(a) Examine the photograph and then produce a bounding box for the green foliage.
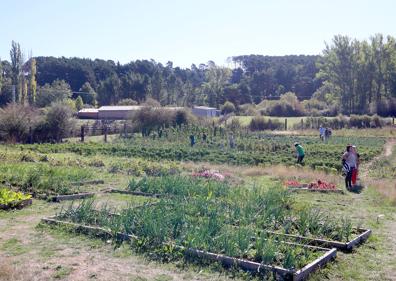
[249,116,283,131]
[34,103,76,142]
[0,187,31,206]
[0,163,93,197]
[0,104,37,143]
[75,96,83,111]
[221,101,236,114]
[36,79,72,107]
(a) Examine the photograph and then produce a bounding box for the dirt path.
[360,138,396,178]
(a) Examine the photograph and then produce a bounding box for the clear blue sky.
[1,0,395,68]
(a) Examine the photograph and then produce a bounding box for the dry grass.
[242,164,342,184]
[369,179,396,205]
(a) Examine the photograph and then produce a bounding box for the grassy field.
[0,129,395,281]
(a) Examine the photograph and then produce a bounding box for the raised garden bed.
[51,192,95,202]
[71,180,105,186]
[264,228,371,252]
[41,216,337,281]
[105,188,162,198]
[0,198,32,210]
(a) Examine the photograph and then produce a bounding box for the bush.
[34,103,76,142]
[238,104,257,116]
[249,116,282,131]
[0,104,38,143]
[221,101,236,114]
[132,107,194,136]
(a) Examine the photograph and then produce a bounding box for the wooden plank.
[345,228,372,251]
[106,189,162,198]
[51,192,95,202]
[293,248,337,281]
[265,228,371,252]
[71,180,105,186]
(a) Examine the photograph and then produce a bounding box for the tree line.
[0,34,395,116]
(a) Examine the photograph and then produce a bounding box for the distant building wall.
[192,106,218,117]
[77,109,99,119]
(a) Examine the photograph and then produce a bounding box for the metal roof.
[193,106,217,110]
[98,106,143,111]
[78,108,99,113]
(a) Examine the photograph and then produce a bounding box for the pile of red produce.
[285,179,337,190]
[308,180,336,190]
[284,180,303,187]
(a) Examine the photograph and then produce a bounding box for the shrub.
[0,104,38,143]
[249,116,282,131]
[221,101,236,114]
[132,107,194,136]
[34,103,76,142]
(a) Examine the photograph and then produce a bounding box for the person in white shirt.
[342,145,357,189]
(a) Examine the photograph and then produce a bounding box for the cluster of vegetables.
[0,187,31,206]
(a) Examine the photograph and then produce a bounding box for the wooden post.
[301,118,304,130]
[284,119,287,131]
[104,125,108,143]
[393,117,395,125]
[123,123,127,137]
[80,126,85,142]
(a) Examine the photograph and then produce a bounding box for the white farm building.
[191,106,220,118]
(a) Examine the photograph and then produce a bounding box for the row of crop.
[16,134,384,171]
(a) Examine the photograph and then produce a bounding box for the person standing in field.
[342,144,357,189]
[319,125,325,141]
[294,142,305,164]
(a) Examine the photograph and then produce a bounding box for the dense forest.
[1,34,396,116]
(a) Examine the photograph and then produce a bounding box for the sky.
[1,0,395,68]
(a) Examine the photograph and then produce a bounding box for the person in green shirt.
[294,142,305,164]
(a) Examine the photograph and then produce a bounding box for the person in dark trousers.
[189,134,195,147]
[342,144,357,189]
[294,142,305,164]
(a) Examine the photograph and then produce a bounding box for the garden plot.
[41,175,372,280]
[108,175,371,251]
[42,203,337,281]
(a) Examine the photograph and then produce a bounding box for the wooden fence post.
[301,118,304,130]
[81,126,85,142]
[284,118,287,131]
[104,125,108,143]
